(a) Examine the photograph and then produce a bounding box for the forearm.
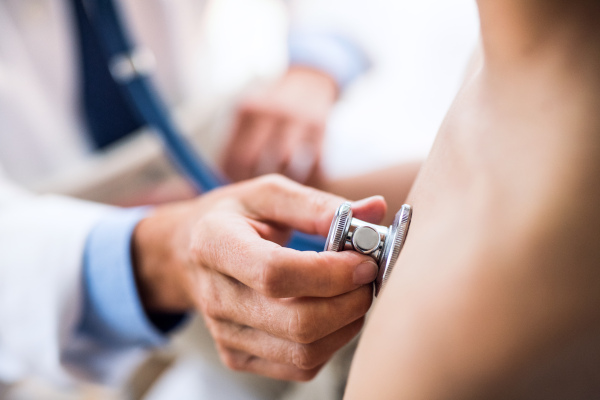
[319,162,421,226]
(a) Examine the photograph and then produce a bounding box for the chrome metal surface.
[325,202,413,297]
[324,202,352,252]
[374,204,412,297]
[352,226,380,255]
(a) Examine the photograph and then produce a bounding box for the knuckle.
[216,346,236,369]
[294,366,322,382]
[205,319,229,347]
[187,226,209,267]
[188,213,228,265]
[287,308,318,344]
[218,348,250,372]
[315,191,335,210]
[200,299,218,319]
[203,316,219,334]
[291,343,320,370]
[308,190,336,215]
[257,263,283,297]
[256,173,288,191]
[199,284,225,319]
[222,353,242,371]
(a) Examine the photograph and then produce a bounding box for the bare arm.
[345,1,600,399]
[319,162,421,226]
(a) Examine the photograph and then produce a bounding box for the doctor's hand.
[221,67,338,185]
[132,175,386,381]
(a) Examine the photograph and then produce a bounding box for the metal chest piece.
[325,202,412,296]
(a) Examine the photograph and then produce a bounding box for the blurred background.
[3,0,478,398]
[27,0,478,205]
[195,0,480,178]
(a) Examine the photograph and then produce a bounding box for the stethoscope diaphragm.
[325,202,412,296]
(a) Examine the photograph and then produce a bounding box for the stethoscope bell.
[325,202,412,296]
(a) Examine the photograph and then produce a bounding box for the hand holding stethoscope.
[82,0,412,282]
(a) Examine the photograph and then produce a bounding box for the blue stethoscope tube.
[83,0,325,252]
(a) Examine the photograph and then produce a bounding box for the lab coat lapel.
[0,0,89,185]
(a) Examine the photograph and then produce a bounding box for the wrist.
[132,206,192,313]
[286,65,339,102]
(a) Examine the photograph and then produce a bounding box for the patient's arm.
[345,1,600,399]
[320,162,421,225]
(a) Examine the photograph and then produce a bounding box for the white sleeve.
[0,170,112,384]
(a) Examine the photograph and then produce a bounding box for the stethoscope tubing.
[82,0,325,251]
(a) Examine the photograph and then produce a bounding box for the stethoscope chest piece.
[325,202,412,296]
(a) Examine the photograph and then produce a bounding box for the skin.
[319,162,422,226]
[131,174,395,381]
[221,66,338,185]
[345,1,600,398]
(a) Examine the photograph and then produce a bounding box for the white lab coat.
[0,168,108,384]
[0,0,219,384]
[0,0,363,392]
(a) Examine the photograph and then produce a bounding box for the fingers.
[241,175,388,236]
[254,120,291,177]
[222,67,336,187]
[209,317,364,376]
[240,174,348,236]
[222,102,324,184]
[195,218,378,297]
[194,180,387,297]
[215,346,325,382]
[222,111,275,182]
[250,286,372,343]
[282,123,321,184]
[198,269,373,342]
[252,120,322,186]
[195,260,370,382]
[252,247,378,298]
[352,195,388,224]
[255,121,319,184]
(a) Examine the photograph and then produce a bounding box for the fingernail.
[353,261,379,285]
[352,195,384,209]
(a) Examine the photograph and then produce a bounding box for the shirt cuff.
[79,207,177,348]
[288,29,371,91]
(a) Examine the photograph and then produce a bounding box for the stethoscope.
[84,0,412,295]
[325,203,412,296]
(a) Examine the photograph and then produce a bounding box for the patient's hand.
[221,67,337,185]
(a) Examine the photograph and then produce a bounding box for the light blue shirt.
[79,30,369,348]
[289,29,370,90]
[80,207,168,347]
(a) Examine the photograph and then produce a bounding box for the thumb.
[241,175,388,237]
